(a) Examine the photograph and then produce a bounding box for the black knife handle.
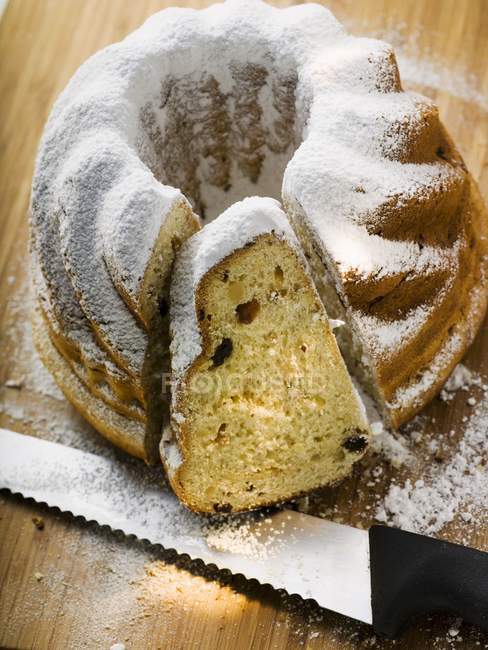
[369,525,488,638]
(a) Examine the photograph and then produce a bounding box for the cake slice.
[162,197,370,513]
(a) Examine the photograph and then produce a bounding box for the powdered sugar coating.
[31,241,131,385]
[388,283,487,412]
[57,134,148,375]
[101,168,189,308]
[170,197,299,379]
[30,0,345,379]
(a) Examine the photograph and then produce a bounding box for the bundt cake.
[162,197,370,512]
[30,1,487,491]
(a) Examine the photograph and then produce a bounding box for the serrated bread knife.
[0,428,487,637]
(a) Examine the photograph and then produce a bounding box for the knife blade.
[1,428,487,637]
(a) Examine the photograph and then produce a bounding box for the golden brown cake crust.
[284,120,488,430]
[32,306,150,462]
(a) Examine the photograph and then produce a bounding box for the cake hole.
[137,67,301,220]
[301,344,307,352]
[436,145,449,161]
[274,265,284,284]
[222,270,229,282]
[216,423,229,444]
[236,298,260,324]
[198,309,205,321]
[205,485,217,499]
[211,338,233,367]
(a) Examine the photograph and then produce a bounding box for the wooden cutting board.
[0,1,487,648]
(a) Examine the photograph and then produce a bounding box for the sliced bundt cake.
[30,0,487,477]
[162,198,370,513]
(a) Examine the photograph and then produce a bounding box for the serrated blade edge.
[0,428,372,624]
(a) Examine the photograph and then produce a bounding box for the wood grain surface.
[0,1,487,648]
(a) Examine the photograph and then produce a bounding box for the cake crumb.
[370,429,413,468]
[370,421,384,436]
[440,363,475,401]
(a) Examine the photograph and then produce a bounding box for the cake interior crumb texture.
[167,207,370,512]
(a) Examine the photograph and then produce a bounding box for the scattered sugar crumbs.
[136,561,247,616]
[0,273,123,457]
[2,524,152,649]
[135,559,370,648]
[376,386,488,539]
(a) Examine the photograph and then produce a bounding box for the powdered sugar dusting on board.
[376,391,488,535]
[443,363,476,394]
[370,426,414,469]
[399,55,488,112]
